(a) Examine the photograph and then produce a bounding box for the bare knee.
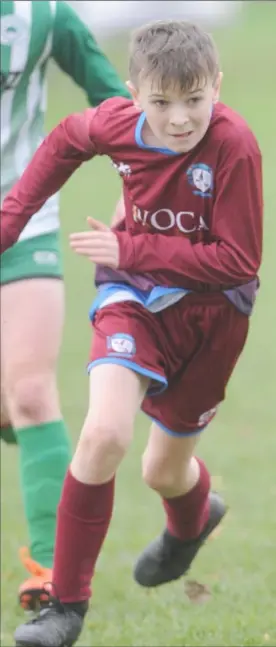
[72,418,132,483]
[142,451,195,498]
[5,372,59,427]
[81,421,130,461]
[142,453,177,495]
[142,424,200,497]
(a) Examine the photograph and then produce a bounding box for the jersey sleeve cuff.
[115,231,135,270]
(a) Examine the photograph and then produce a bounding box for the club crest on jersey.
[107,333,136,358]
[1,14,27,46]
[111,160,132,177]
[187,163,213,197]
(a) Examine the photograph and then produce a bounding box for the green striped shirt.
[1,0,129,240]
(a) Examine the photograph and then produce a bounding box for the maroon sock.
[162,458,210,541]
[52,469,115,603]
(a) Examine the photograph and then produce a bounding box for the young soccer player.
[0,0,130,611]
[0,19,262,647]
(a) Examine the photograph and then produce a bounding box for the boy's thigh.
[88,301,168,396]
[86,363,148,436]
[1,277,65,378]
[142,297,249,435]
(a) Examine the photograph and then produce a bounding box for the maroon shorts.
[88,293,249,436]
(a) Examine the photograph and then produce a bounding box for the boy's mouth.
[170,131,193,139]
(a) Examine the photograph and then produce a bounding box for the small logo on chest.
[111,160,132,176]
[187,163,213,197]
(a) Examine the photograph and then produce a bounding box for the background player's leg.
[0,291,16,444]
[0,277,71,607]
[0,389,17,444]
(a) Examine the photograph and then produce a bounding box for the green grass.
[1,2,276,645]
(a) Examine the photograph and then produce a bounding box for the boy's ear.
[126,80,141,109]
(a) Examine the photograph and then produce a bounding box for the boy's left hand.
[70,217,119,268]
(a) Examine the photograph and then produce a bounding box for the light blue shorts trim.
[87,358,168,396]
[149,416,207,437]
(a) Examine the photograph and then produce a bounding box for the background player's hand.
[70,217,119,268]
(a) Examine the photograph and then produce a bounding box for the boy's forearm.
[0,112,95,253]
[116,231,261,286]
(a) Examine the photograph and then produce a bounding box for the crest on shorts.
[107,333,136,358]
[186,163,213,197]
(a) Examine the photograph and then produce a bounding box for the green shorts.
[0,232,63,285]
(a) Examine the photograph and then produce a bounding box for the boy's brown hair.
[129,20,220,92]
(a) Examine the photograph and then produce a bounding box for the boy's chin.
[166,139,195,154]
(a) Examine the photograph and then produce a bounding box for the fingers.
[87,217,109,231]
[71,245,110,256]
[69,227,119,269]
[69,233,113,249]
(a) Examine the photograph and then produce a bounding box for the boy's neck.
[141,118,163,148]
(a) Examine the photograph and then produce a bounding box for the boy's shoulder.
[210,102,261,160]
[92,95,134,115]
[88,96,138,139]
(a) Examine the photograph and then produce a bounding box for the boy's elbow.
[237,252,261,282]
[224,236,262,281]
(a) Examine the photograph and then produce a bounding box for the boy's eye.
[189,97,202,105]
[154,100,169,107]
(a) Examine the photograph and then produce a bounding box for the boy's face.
[128,74,222,153]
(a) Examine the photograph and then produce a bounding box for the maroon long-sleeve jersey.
[1,97,263,306]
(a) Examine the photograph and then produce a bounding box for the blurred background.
[1,2,276,646]
[68,0,243,38]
